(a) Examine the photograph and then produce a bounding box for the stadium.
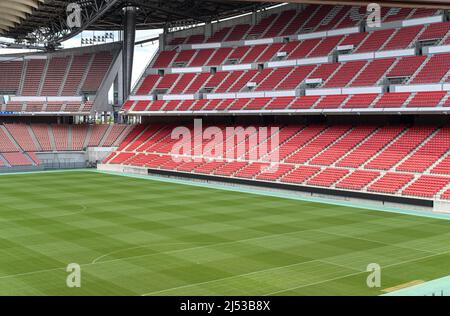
[0,0,450,297]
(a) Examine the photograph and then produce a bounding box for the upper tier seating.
[0,61,23,93]
[0,49,115,99]
[0,124,131,169]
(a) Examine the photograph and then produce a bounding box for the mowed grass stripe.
[0,171,449,295]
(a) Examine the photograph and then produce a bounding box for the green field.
[0,170,449,296]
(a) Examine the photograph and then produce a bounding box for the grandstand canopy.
[0,0,273,45]
[2,0,450,47]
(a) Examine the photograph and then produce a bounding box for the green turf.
[0,170,449,296]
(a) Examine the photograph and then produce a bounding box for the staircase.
[58,55,74,96]
[48,125,57,151]
[67,126,73,151]
[0,125,21,151]
[390,128,440,171]
[26,125,43,151]
[77,54,95,94]
[17,60,28,95]
[83,125,94,148]
[37,59,50,96]
[408,55,432,83]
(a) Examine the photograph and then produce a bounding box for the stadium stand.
[106,123,450,200]
[0,124,129,169]
[0,45,118,115]
[105,4,450,203]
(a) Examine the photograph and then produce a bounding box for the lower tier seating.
[105,123,450,200]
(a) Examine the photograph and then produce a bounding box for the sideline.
[382,276,450,296]
[93,169,450,221]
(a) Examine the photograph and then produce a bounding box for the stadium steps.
[37,59,50,96]
[99,125,115,147]
[113,125,135,147]
[23,152,37,166]
[0,125,21,151]
[269,10,297,37]
[129,125,164,152]
[282,126,329,163]
[329,167,353,189]
[378,29,401,51]
[58,55,74,96]
[321,63,345,87]
[83,125,94,148]
[437,181,450,198]
[441,93,450,106]
[220,127,260,160]
[332,6,351,28]
[77,54,95,94]
[409,25,428,47]
[359,127,409,167]
[242,125,283,160]
[402,93,417,108]
[336,95,352,109]
[304,126,354,163]
[351,32,371,52]
[335,126,406,167]
[407,55,432,83]
[258,15,278,39]
[346,61,372,87]
[67,126,73,151]
[442,32,450,45]
[443,69,450,82]
[360,170,385,192]
[399,174,421,195]
[390,128,441,171]
[380,58,402,83]
[17,60,28,96]
[317,5,344,31]
[0,154,11,167]
[297,5,322,34]
[368,94,383,108]
[329,127,381,167]
[258,125,306,161]
[168,75,185,94]
[184,51,198,68]
[48,125,57,151]
[425,149,450,174]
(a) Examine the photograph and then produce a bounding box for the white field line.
[141,259,324,296]
[0,224,447,295]
[91,242,215,264]
[264,249,450,296]
[139,241,443,296]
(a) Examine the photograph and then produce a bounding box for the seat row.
[123,92,450,112]
[167,4,440,46]
[0,51,114,97]
[105,123,450,200]
[2,101,94,113]
[138,53,450,96]
[154,21,450,69]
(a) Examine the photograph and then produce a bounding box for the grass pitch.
[0,170,449,296]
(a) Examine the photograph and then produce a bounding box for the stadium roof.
[0,0,273,45]
[1,0,450,47]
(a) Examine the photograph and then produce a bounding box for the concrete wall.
[97,164,440,214]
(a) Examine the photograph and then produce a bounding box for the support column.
[122,6,137,101]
